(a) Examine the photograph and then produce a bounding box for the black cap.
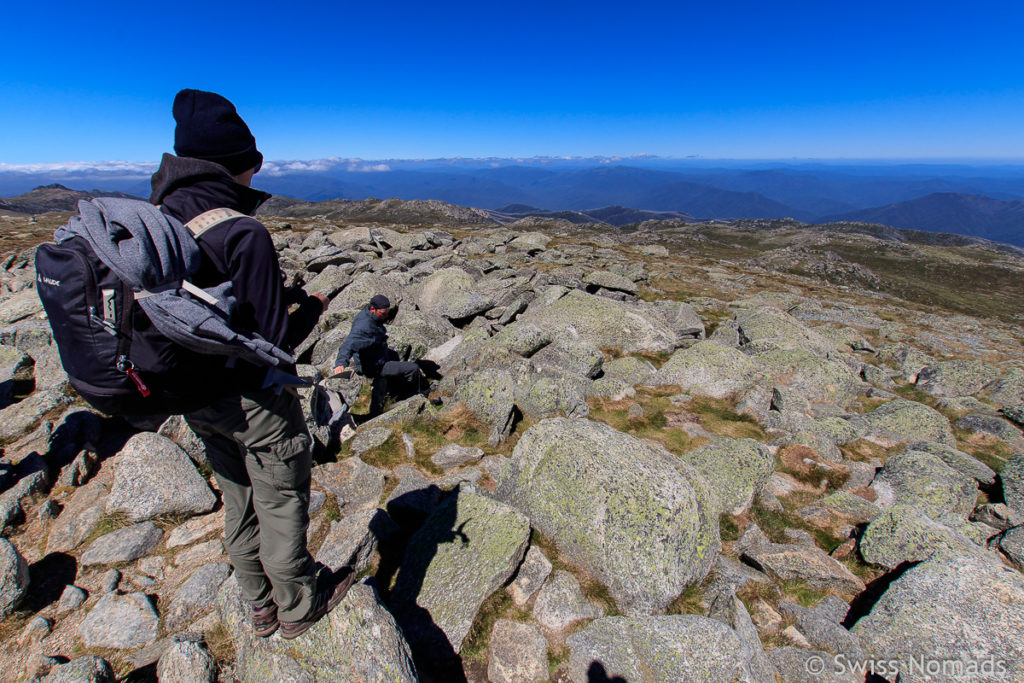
[369,294,391,309]
[172,89,264,175]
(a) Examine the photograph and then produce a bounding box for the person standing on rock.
[152,89,352,639]
[332,294,431,416]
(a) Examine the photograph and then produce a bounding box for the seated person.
[332,295,428,415]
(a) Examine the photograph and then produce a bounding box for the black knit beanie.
[172,89,264,175]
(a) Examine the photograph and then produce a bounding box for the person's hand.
[333,365,346,375]
[313,292,329,313]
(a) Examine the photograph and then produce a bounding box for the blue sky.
[2,0,1023,164]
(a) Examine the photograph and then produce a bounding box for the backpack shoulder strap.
[184,208,246,239]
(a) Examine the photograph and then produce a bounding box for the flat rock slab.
[314,508,397,574]
[533,570,603,632]
[742,540,865,594]
[488,619,548,683]
[566,615,757,683]
[79,592,159,649]
[818,490,883,523]
[391,489,530,658]
[916,359,1002,398]
[81,522,163,566]
[40,656,116,683]
[496,418,721,615]
[47,481,108,553]
[312,457,386,516]
[904,440,996,485]
[105,432,215,522]
[431,443,485,470]
[165,510,225,549]
[350,427,393,456]
[507,545,553,608]
[852,552,1024,682]
[164,562,231,632]
[218,576,417,683]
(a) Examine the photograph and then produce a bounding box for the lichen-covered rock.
[507,545,553,608]
[79,592,159,649]
[1002,453,1024,516]
[677,438,774,515]
[600,356,656,384]
[496,418,721,615]
[312,457,386,517]
[350,427,393,456]
[80,522,163,566]
[491,321,551,357]
[956,413,1024,447]
[156,639,217,683]
[532,570,603,632]
[413,267,476,313]
[854,398,955,447]
[0,538,28,620]
[519,289,677,353]
[566,615,759,683]
[104,433,215,522]
[164,562,232,632]
[430,443,484,470]
[642,300,705,342]
[454,368,516,445]
[514,373,590,419]
[488,619,548,683]
[741,539,865,594]
[916,359,1002,397]
[817,490,882,523]
[706,590,778,682]
[858,505,982,569]
[852,552,1024,682]
[0,390,70,442]
[768,647,862,683]
[756,348,862,408]
[218,576,417,682]
[315,508,397,574]
[735,306,834,356]
[903,440,997,485]
[391,489,530,657]
[652,340,760,399]
[869,449,977,520]
[47,481,108,553]
[529,335,603,379]
[41,656,115,683]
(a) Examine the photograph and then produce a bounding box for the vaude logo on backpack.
[35,197,294,417]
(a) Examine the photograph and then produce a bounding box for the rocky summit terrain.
[0,199,1021,682]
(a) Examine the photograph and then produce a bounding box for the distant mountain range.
[2,158,1024,246]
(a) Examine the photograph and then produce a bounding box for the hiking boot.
[279,568,356,640]
[252,603,279,638]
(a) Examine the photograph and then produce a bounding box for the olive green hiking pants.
[185,387,316,622]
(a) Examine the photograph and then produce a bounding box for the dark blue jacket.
[150,154,323,393]
[334,306,388,376]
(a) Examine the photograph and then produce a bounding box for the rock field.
[0,211,1022,682]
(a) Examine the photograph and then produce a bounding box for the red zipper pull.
[117,356,151,398]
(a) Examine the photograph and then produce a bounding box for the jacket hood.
[149,153,270,214]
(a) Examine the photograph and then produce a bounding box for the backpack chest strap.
[185,208,246,238]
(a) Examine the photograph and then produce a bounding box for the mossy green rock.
[852,552,1024,682]
[870,449,977,520]
[916,359,1003,398]
[584,269,638,294]
[856,398,955,447]
[566,615,757,682]
[412,267,475,313]
[331,272,403,311]
[678,438,774,515]
[529,336,603,379]
[756,348,862,408]
[819,491,883,523]
[519,290,676,353]
[390,489,530,657]
[217,577,416,682]
[859,505,981,569]
[496,418,721,615]
[653,340,760,399]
